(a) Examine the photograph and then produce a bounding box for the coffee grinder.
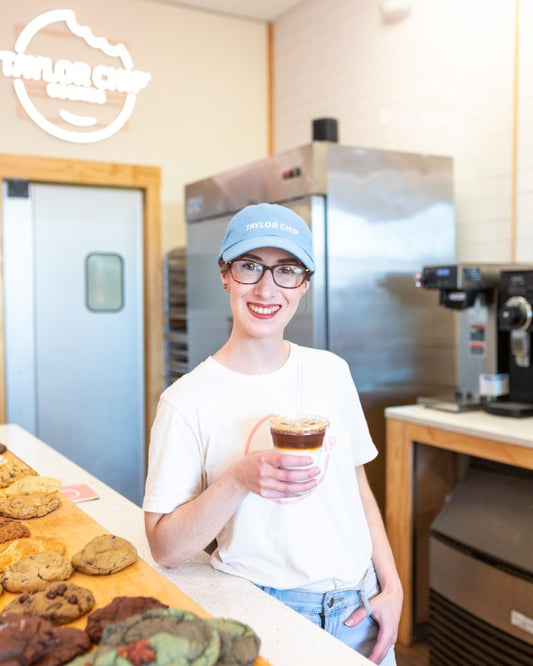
[484,269,533,417]
[415,263,510,412]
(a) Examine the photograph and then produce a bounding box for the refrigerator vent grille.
[164,248,188,386]
[429,590,533,666]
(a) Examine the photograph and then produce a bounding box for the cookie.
[72,535,137,575]
[0,461,36,488]
[0,444,6,455]
[0,491,61,519]
[4,475,63,497]
[0,515,31,545]
[3,581,95,625]
[1,550,74,593]
[36,625,92,666]
[0,612,90,666]
[95,608,220,665]
[85,595,169,643]
[206,618,261,666]
[0,536,66,572]
[0,612,55,664]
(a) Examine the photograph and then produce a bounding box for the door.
[3,182,145,505]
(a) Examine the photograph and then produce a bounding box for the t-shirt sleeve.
[336,357,378,467]
[142,394,206,514]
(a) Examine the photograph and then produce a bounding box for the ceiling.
[142,0,303,21]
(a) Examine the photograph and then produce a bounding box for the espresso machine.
[415,263,511,412]
[484,269,533,417]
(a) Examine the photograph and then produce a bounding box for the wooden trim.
[0,153,162,465]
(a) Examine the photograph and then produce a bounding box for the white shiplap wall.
[518,0,533,261]
[274,0,531,263]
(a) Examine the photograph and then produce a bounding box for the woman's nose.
[253,268,277,296]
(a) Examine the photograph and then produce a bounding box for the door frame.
[0,153,162,463]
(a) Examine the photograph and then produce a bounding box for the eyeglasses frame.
[226,259,313,289]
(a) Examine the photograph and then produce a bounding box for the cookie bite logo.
[0,9,151,143]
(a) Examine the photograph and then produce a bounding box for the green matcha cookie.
[96,608,220,665]
[206,618,261,666]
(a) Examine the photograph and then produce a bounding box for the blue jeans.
[257,564,396,665]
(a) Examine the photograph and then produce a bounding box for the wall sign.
[0,9,152,143]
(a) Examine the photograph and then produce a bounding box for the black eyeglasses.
[227,259,312,289]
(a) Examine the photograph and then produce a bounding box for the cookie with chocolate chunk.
[0,461,36,488]
[0,491,60,519]
[85,595,169,643]
[72,534,137,575]
[1,550,74,593]
[3,581,95,625]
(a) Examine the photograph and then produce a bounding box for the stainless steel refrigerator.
[185,141,456,508]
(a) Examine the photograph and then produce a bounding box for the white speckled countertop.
[385,404,533,449]
[0,424,372,666]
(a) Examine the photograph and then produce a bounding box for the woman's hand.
[229,448,320,499]
[344,585,403,664]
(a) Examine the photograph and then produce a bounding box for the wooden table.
[385,405,533,646]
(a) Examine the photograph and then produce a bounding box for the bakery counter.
[0,424,371,666]
[385,404,533,645]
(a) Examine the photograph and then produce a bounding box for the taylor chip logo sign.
[0,9,151,143]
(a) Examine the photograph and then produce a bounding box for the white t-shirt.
[143,343,378,592]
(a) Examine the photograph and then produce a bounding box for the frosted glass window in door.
[86,253,124,311]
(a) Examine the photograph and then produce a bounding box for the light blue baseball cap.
[217,203,315,273]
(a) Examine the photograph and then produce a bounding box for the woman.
[143,203,402,664]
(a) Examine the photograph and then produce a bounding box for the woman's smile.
[247,302,282,318]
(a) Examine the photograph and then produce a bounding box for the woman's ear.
[219,271,230,291]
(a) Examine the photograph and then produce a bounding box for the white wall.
[274,0,531,264]
[0,0,269,252]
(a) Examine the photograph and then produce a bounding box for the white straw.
[295,360,303,418]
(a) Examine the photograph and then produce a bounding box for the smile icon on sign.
[1,9,151,143]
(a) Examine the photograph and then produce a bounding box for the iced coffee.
[269,415,329,452]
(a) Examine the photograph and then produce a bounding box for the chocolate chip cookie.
[72,534,137,575]
[0,461,36,488]
[1,550,74,593]
[0,536,66,573]
[4,475,62,497]
[0,491,61,519]
[3,581,95,625]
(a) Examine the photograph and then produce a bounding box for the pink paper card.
[60,484,99,503]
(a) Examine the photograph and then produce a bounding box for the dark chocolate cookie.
[0,612,53,664]
[85,595,169,643]
[3,581,95,625]
[36,625,91,666]
[0,612,90,666]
